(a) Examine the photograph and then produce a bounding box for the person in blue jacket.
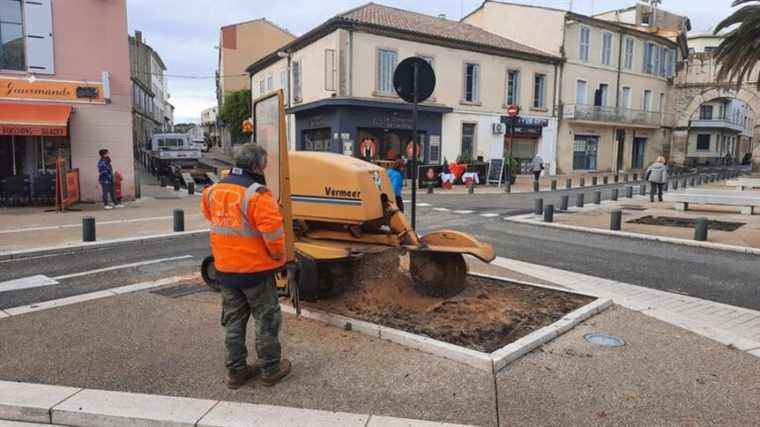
[98,149,122,209]
[388,159,405,213]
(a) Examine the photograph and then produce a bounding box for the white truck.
[143,133,202,176]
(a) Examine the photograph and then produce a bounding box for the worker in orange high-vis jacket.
[201,143,291,389]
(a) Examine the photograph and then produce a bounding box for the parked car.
[191,138,209,153]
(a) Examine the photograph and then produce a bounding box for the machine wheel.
[409,252,467,298]
[201,255,221,292]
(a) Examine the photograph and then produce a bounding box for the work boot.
[226,363,261,389]
[260,359,292,387]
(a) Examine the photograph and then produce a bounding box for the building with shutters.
[0,0,134,202]
[247,3,560,173]
[463,1,688,174]
[129,31,172,154]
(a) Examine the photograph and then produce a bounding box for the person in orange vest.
[201,143,291,389]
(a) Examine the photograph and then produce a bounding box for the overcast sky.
[125,0,737,124]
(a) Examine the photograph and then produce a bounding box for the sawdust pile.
[309,249,592,353]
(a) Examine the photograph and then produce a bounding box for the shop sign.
[0,124,66,136]
[371,115,413,130]
[500,116,548,137]
[0,77,105,104]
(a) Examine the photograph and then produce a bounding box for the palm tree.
[714,0,760,88]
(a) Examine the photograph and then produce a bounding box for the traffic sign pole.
[505,105,519,194]
[411,62,419,230]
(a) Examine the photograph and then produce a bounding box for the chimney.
[135,30,142,45]
[438,13,446,20]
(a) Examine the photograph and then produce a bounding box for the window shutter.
[25,0,55,74]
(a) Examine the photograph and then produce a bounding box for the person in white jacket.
[646,156,669,203]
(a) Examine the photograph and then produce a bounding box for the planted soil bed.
[628,215,745,231]
[307,250,592,353]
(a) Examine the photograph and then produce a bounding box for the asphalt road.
[1,176,757,312]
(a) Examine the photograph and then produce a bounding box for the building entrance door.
[616,130,625,171]
[632,137,647,169]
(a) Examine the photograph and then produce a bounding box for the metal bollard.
[82,217,96,242]
[633,173,638,181]
[560,195,569,211]
[551,180,557,191]
[624,174,629,183]
[672,179,679,190]
[663,181,669,192]
[187,181,195,195]
[173,179,180,191]
[626,186,633,198]
[681,178,688,189]
[592,176,598,186]
[544,204,554,223]
[427,182,434,194]
[580,177,585,187]
[468,181,475,194]
[593,191,601,205]
[694,217,709,242]
[603,176,609,185]
[610,209,622,231]
[173,209,185,232]
[614,174,619,183]
[611,188,619,201]
[577,193,585,208]
[534,198,544,215]
[533,181,540,192]
[689,176,695,186]
[160,176,167,187]
[640,183,647,195]
[566,178,572,190]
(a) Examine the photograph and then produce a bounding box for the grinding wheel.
[409,252,467,298]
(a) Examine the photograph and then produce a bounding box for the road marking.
[417,203,432,207]
[53,256,193,281]
[0,215,203,235]
[433,207,450,212]
[1,274,198,317]
[453,210,474,214]
[481,213,500,218]
[0,275,59,293]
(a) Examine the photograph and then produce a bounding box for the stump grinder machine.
[201,91,495,312]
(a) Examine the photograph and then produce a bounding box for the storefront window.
[303,128,332,152]
[0,0,25,71]
[573,135,599,170]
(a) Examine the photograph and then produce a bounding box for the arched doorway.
[684,97,754,166]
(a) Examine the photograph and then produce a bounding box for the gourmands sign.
[0,77,105,103]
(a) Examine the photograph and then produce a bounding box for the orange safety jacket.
[201,168,286,282]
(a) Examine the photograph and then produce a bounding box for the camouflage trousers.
[220,275,282,376]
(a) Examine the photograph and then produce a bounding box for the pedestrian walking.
[201,143,291,389]
[646,156,668,203]
[98,149,122,209]
[388,159,405,213]
[530,154,544,182]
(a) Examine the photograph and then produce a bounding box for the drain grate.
[627,215,745,231]
[151,282,209,298]
[584,333,626,348]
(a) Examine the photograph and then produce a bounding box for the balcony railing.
[689,119,745,133]
[563,104,673,127]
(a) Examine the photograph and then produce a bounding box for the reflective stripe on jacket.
[201,170,285,277]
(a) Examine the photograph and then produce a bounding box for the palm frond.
[714,2,760,89]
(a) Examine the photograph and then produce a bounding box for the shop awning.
[0,103,72,137]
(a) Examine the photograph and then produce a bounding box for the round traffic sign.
[393,57,436,104]
[507,104,520,118]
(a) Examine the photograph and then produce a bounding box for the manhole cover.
[584,333,626,348]
[151,282,209,298]
[627,215,745,231]
[620,205,647,211]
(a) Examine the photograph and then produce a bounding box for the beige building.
[216,18,294,150]
[464,1,685,174]
[671,31,758,167]
[248,3,561,175]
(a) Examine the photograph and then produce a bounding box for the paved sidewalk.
[492,257,760,357]
[0,184,206,253]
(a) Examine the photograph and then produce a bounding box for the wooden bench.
[665,191,760,215]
